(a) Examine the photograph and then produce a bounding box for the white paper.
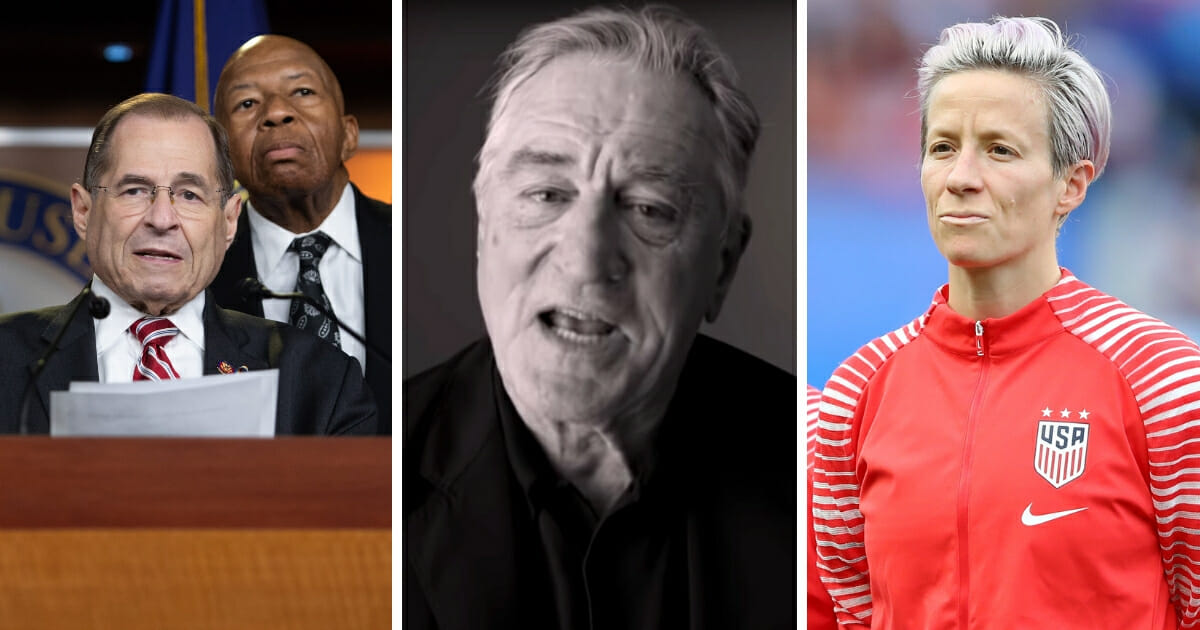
[49,370,278,437]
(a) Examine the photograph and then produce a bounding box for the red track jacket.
[813,271,1200,629]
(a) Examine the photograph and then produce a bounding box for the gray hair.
[918,16,1111,181]
[84,93,236,206]
[473,4,760,237]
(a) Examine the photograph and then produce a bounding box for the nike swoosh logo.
[1021,503,1088,526]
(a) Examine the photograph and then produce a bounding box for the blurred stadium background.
[808,0,1200,388]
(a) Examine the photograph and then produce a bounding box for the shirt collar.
[493,364,669,515]
[245,183,361,279]
[494,365,564,513]
[90,274,206,353]
[921,267,1070,357]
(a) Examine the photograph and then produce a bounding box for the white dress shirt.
[92,275,206,382]
[245,183,366,373]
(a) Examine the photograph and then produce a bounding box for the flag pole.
[193,0,209,112]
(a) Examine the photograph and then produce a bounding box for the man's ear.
[340,114,360,163]
[704,212,752,322]
[221,193,243,251]
[1055,159,1095,220]
[474,182,491,260]
[475,202,490,261]
[70,183,93,241]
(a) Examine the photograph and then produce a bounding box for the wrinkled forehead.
[219,40,342,103]
[513,55,710,122]
[106,114,219,182]
[925,70,1048,125]
[485,54,719,167]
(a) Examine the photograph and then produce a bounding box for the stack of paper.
[49,370,278,437]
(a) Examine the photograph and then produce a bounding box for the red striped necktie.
[130,317,181,381]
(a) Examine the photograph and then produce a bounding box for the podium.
[0,437,390,629]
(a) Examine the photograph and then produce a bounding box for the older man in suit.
[208,35,392,435]
[0,93,376,436]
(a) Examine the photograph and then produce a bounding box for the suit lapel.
[406,345,530,629]
[352,184,392,433]
[200,295,270,375]
[29,291,100,433]
[353,185,390,346]
[211,210,264,317]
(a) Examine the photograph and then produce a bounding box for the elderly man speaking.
[403,5,795,629]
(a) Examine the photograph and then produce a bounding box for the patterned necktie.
[288,231,341,348]
[131,317,181,381]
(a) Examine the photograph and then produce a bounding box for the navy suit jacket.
[210,183,392,434]
[0,289,377,435]
[403,334,797,629]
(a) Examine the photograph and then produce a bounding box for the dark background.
[403,0,797,377]
[0,1,391,128]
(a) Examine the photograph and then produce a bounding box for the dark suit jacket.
[210,183,392,435]
[0,290,377,435]
[403,334,797,630]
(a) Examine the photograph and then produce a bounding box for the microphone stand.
[18,288,111,435]
[238,278,391,364]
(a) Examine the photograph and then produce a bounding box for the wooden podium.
[0,437,391,629]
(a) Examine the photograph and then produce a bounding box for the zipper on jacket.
[958,320,989,629]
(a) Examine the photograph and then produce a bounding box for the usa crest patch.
[1035,421,1089,488]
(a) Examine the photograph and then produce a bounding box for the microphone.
[237,276,272,301]
[237,277,391,363]
[18,288,110,435]
[88,295,111,319]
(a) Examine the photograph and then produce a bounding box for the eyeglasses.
[92,183,226,214]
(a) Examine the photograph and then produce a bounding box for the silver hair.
[918,16,1111,181]
[473,4,760,238]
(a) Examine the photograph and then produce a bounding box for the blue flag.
[145,0,270,113]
